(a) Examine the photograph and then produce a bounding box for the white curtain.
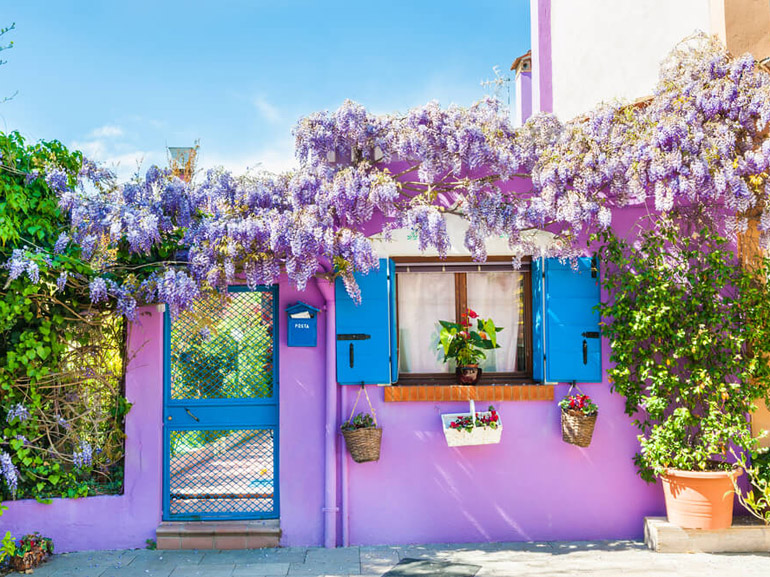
[466,272,522,372]
[397,273,455,373]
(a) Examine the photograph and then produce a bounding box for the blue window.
[335,256,602,386]
[335,259,398,385]
[393,259,533,383]
[532,257,602,383]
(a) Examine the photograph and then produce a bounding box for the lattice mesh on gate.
[169,428,275,516]
[170,290,274,400]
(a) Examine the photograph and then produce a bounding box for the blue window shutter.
[531,258,545,382]
[388,259,399,384]
[544,257,602,383]
[335,258,397,385]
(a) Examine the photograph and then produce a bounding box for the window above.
[394,258,532,384]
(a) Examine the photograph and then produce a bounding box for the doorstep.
[156,519,281,550]
[644,516,770,553]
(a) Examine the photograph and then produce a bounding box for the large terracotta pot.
[661,468,743,530]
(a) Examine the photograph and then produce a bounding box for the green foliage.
[558,394,598,417]
[447,406,500,432]
[438,309,502,366]
[597,219,770,482]
[14,533,53,556]
[735,447,770,524]
[341,413,375,431]
[0,505,14,565]
[0,531,15,565]
[0,132,129,500]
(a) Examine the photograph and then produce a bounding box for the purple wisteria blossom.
[6,403,30,423]
[73,440,93,468]
[15,33,770,313]
[5,249,43,284]
[56,271,68,292]
[45,167,69,193]
[54,232,70,254]
[0,450,18,496]
[56,414,72,431]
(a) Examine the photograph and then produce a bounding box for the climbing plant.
[0,132,130,500]
[596,217,770,482]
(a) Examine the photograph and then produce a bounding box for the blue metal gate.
[163,285,279,521]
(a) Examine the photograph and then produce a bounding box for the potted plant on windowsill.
[597,221,770,530]
[438,308,502,385]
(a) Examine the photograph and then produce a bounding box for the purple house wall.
[1,307,165,552]
[1,207,670,553]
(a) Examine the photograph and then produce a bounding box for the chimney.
[511,50,533,127]
[168,144,199,183]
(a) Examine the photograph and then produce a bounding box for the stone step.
[645,516,770,553]
[156,519,281,550]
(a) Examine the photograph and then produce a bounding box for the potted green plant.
[559,392,599,448]
[9,533,54,573]
[438,308,502,385]
[598,221,770,529]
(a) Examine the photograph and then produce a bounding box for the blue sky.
[0,1,530,179]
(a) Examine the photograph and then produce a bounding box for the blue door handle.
[185,407,200,422]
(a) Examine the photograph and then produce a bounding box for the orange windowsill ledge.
[383,384,554,402]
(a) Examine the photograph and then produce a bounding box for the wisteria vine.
[5,34,770,318]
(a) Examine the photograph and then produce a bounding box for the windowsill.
[384,384,554,402]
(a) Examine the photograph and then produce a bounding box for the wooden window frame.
[393,256,534,386]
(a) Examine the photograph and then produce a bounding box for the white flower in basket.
[441,400,503,447]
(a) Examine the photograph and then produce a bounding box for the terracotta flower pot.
[456,365,482,385]
[661,468,743,530]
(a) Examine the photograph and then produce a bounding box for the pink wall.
[2,306,164,553]
[1,207,673,550]
[276,280,328,547]
[341,205,665,545]
[341,362,663,545]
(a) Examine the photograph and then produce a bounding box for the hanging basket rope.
[341,386,382,463]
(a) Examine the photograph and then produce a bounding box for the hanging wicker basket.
[561,409,597,447]
[342,426,383,463]
[341,386,382,463]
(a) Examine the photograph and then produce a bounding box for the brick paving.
[9,540,770,577]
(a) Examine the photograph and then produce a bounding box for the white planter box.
[441,400,503,447]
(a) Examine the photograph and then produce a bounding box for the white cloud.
[201,136,297,176]
[253,96,282,124]
[88,124,124,139]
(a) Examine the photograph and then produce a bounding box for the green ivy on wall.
[0,132,130,500]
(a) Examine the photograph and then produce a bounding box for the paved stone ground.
[9,540,770,577]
